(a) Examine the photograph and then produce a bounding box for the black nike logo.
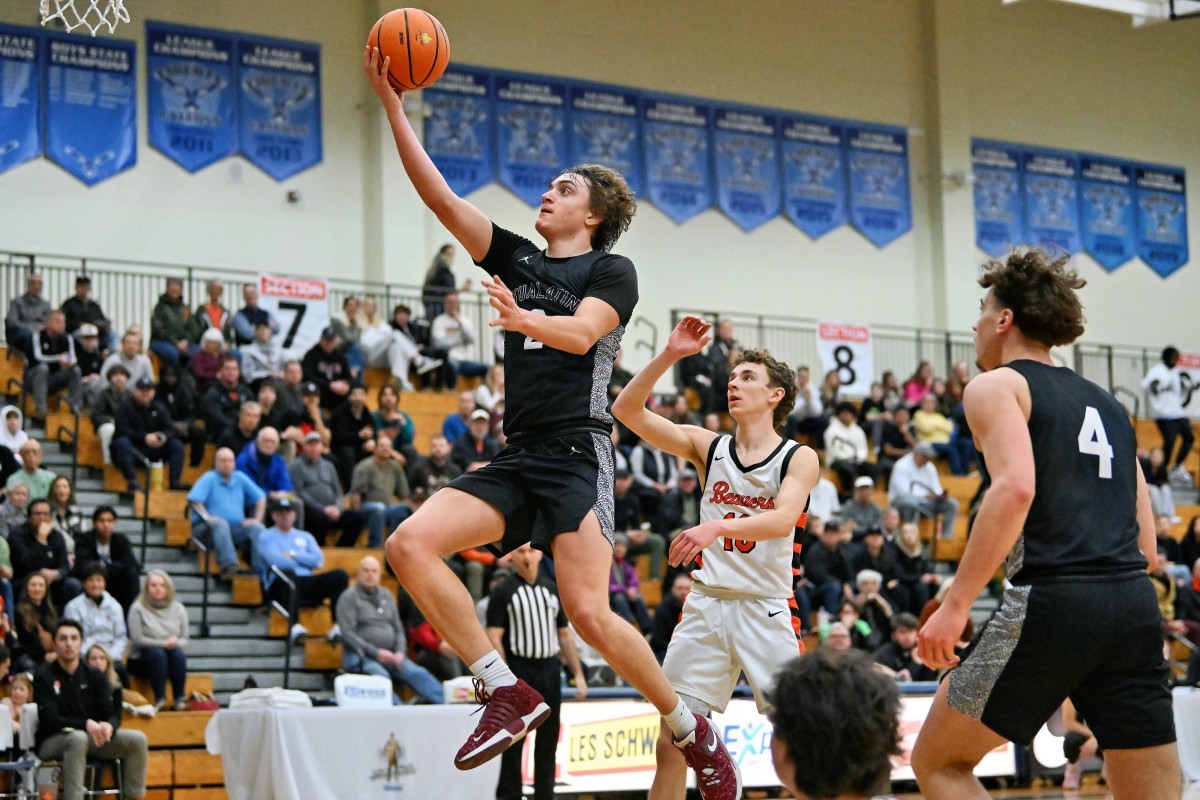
[714,456,725,461]
[484,660,496,669]
[768,610,785,618]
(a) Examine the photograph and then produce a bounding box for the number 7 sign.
[257,273,330,359]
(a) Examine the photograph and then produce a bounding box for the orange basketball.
[368,8,450,91]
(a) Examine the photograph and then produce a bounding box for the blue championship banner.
[0,25,41,176]
[713,106,780,232]
[846,124,911,247]
[43,32,137,186]
[495,75,568,207]
[1022,147,1081,254]
[422,67,494,198]
[147,22,236,173]
[780,115,846,240]
[971,139,1024,257]
[568,82,641,197]
[236,34,322,181]
[1135,165,1189,278]
[1079,155,1135,271]
[641,95,713,225]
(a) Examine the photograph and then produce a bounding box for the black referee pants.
[1157,417,1195,470]
[497,656,561,800]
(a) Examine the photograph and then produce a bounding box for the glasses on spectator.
[28,510,50,517]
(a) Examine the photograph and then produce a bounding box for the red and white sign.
[817,320,874,395]
[256,273,330,359]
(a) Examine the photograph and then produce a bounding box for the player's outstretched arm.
[612,316,716,466]
[918,370,1034,670]
[363,46,492,262]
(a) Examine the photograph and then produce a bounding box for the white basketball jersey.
[692,434,805,600]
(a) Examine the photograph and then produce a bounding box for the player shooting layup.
[614,316,819,800]
[363,49,741,799]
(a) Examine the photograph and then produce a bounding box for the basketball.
[368,8,450,91]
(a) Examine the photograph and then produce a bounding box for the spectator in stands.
[373,384,418,464]
[7,441,56,500]
[473,363,505,418]
[111,377,186,493]
[216,400,261,457]
[7,273,50,355]
[100,330,154,389]
[156,362,206,469]
[356,296,392,369]
[331,296,365,377]
[239,320,283,391]
[1179,516,1200,579]
[842,477,884,538]
[818,621,853,653]
[945,361,970,406]
[888,443,958,539]
[34,619,149,798]
[0,482,28,540]
[74,506,139,613]
[48,476,86,556]
[126,570,190,711]
[802,520,854,613]
[296,382,333,448]
[391,303,444,389]
[833,600,878,652]
[14,572,55,670]
[806,454,841,524]
[3,671,32,732]
[25,309,83,418]
[677,349,714,417]
[235,427,294,512]
[64,564,128,679]
[349,435,410,547]
[1141,446,1177,521]
[852,571,893,647]
[819,369,841,412]
[875,405,915,484]
[1155,514,1187,583]
[872,612,933,682]
[608,534,652,632]
[421,243,468,320]
[430,291,488,389]
[912,393,960,473]
[330,384,379,488]
[856,382,890,451]
[10,498,81,610]
[232,283,280,348]
[84,645,123,724]
[369,305,441,393]
[188,447,266,581]
[450,409,500,471]
[290,432,367,547]
[902,361,934,409]
[302,327,352,410]
[192,279,232,347]
[892,522,939,615]
[75,324,105,407]
[653,465,699,591]
[1143,346,1194,482]
[787,365,826,442]
[256,497,349,643]
[149,278,195,366]
[275,359,306,415]
[201,356,253,447]
[61,275,113,350]
[629,439,676,518]
[650,572,692,664]
[852,529,907,613]
[706,319,740,415]
[1151,549,1200,646]
[407,434,461,497]
[824,402,876,496]
[0,405,27,459]
[257,382,302,456]
[188,327,229,394]
[442,391,475,443]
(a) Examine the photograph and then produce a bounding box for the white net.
[39,0,130,36]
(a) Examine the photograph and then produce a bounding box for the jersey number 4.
[1077,406,1113,479]
[721,513,756,553]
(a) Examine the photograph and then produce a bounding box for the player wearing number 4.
[912,249,1178,800]
[613,317,819,800]
[364,48,744,799]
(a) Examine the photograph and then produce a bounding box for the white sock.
[469,651,517,690]
[662,698,696,740]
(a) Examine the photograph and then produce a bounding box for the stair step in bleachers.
[269,605,332,638]
[304,637,342,671]
[129,673,214,702]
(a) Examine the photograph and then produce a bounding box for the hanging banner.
[846,124,911,248]
[237,35,322,181]
[642,95,713,225]
[567,82,642,197]
[421,67,494,197]
[1078,155,1135,271]
[816,321,873,396]
[712,106,781,232]
[256,273,329,358]
[1135,165,1189,278]
[1022,147,1081,254]
[0,25,41,175]
[43,32,137,186]
[494,75,567,207]
[146,22,237,173]
[971,140,1024,257]
[780,116,846,240]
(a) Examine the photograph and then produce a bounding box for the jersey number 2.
[1077,406,1113,479]
[523,309,546,350]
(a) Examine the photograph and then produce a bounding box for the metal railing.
[189,530,212,640]
[269,565,298,690]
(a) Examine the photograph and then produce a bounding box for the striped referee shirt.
[486,573,567,660]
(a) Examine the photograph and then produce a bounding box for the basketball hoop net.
[39,0,130,36]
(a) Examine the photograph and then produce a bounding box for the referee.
[486,543,587,800]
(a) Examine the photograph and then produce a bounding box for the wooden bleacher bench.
[128,672,214,702]
[123,709,216,748]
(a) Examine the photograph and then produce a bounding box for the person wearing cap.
[189,326,231,394]
[61,275,114,351]
[887,442,959,540]
[429,291,489,391]
[188,448,266,580]
[111,377,185,493]
[255,497,348,643]
[301,327,352,409]
[99,330,155,389]
[842,476,884,539]
[330,383,380,489]
[231,283,280,348]
[289,430,367,547]
[74,323,106,406]
[200,355,253,447]
[296,380,333,448]
[24,309,83,419]
[349,435,410,547]
[239,319,284,391]
[90,364,129,465]
[450,409,500,472]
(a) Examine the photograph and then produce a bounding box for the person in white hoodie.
[1142,346,1194,481]
[823,401,877,497]
[63,562,129,683]
[0,406,27,462]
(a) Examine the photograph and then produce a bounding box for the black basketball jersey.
[476,223,638,441]
[1001,360,1145,583]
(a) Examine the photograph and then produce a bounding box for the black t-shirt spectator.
[872,640,936,681]
[301,345,351,409]
[449,431,500,471]
[34,660,121,747]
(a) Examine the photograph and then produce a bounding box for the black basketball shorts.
[947,572,1175,749]
[446,429,616,555]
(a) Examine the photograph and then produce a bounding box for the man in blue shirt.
[188,447,266,580]
[234,427,298,527]
[256,497,348,643]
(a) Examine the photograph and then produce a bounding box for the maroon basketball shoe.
[453,678,551,771]
[674,713,743,800]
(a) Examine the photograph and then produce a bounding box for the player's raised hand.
[363,46,404,113]
[916,602,964,671]
[665,316,713,360]
[483,275,526,332]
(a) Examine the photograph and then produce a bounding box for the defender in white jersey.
[613,316,819,800]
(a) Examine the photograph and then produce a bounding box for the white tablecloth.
[1175,687,1200,781]
[205,706,499,800]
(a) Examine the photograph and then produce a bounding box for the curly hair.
[731,348,797,429]
[979,248,1086,347]
[767,649,901,799]
[561,164,636,252]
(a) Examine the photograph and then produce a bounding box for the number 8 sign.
[257,273,331,359]
[817,321,873,395]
